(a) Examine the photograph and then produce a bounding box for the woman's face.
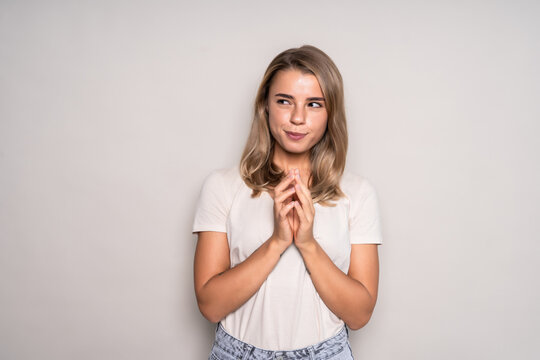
[267,69,328,156]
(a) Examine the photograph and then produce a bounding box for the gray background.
[1,0,539,359]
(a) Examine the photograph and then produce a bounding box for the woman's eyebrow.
[274,93,294,99]
[274,93,325,101]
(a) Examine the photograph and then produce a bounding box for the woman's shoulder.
[340,171,378,199]
[204,166,242,181]
[193,167,244,233]
[201,166,244,193]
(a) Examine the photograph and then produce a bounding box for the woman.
[193,45,382,359]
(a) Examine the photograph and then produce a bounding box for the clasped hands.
[272,168,316,252]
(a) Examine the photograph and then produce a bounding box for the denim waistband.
[210,323,352,360]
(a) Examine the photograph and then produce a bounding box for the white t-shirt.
[192,167,383,350]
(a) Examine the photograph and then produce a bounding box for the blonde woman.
[193,45,382,359]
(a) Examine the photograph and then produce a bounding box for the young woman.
[193,45,383,359]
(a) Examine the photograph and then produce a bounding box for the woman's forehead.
[269,69,323,97]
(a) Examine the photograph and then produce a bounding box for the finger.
[294,181,314,217]
[275,170,295,194]
[287,208,295,229]
[293,182,309,206]
[275,186,296,206]
[287,208,296,232]
[279,200,295,221]
[295,172,313,202]
[293,200,310,225]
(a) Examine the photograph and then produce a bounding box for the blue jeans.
[209,323,354,360]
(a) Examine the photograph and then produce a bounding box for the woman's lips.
[285,131,306,141]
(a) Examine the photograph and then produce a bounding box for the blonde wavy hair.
[240,45,348,206]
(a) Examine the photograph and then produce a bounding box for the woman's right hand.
[195,169,298,322]
[271,169,297,253]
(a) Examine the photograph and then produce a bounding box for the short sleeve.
[348,177,383,245]
[192,169,235,233]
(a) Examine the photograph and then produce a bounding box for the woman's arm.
[193,170,298,323]
[194,231,285,323]
[297,242,379,330]
[291,169,380,329]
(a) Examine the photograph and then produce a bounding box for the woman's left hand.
[291,169,316,248]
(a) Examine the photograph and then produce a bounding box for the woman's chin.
[281,144,311,155]
[272,137,315,157]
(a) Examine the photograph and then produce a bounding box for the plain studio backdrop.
[1,0,539,359]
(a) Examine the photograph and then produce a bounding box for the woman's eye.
[309,102,322,108]
[277,99,290,105]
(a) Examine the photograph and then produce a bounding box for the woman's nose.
[290,106,305,125]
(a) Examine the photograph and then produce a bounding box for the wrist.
[295,236,318,255]
[268,235,290,256]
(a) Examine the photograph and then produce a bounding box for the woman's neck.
[272,144,311,174]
